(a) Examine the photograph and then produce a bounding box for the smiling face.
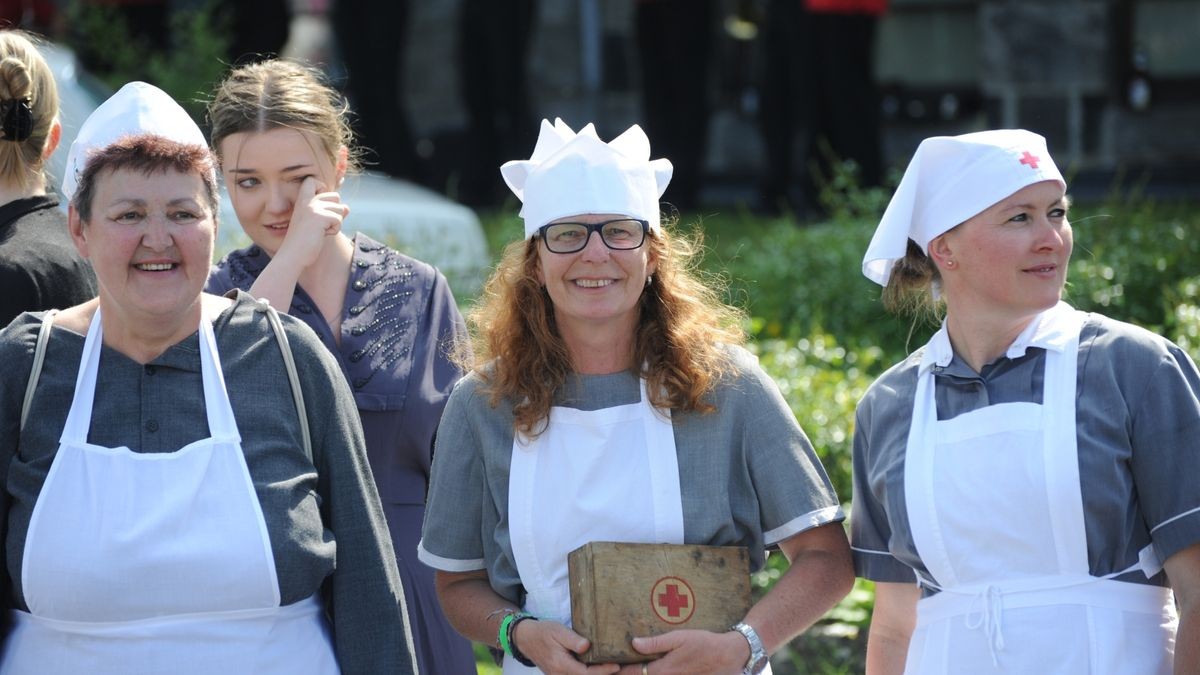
[218,127,344,256]
[931,180,1072,327]
[70,167,215,325]
[536,213,657,344]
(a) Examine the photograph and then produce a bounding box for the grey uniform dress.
[208,233,475,674]
[419,344,845,605]
[851,311,1200,591]
[0,292,415,674]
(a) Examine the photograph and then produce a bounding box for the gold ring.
[641,664,649,675]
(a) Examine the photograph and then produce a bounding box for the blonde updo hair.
[207,59,359,171]
[0,30,59,191]
[881,239,943,322]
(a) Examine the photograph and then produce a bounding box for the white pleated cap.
[62,81,209,202]
[500,118,673,238]
[862,129,1065,286]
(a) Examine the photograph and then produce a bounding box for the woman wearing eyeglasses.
[418,119,853,674]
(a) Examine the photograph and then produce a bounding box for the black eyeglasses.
[537,218,649,254]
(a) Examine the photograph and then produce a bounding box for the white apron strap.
[58,308,104,445]
[21,310,58,431]
[198,313,240,443]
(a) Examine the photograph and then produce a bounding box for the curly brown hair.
[464,222,746,437]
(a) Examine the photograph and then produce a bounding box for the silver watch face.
[747,653,769,674]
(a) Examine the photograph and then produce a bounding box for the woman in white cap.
[419,119,853,674]
[852,129,1200,674]
[0,82,415,674]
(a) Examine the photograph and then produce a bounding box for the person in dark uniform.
[0,29,95,327]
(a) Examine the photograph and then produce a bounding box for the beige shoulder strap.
[21,310,59,431]
[263,305,313,463]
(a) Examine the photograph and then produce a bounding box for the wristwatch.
[731,622,768,674]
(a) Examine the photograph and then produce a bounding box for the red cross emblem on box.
[650,576,696,624]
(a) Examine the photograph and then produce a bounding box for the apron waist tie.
[962,585,1005,666]
[917,569,1173,667]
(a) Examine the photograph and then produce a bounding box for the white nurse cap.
[862,129,1066,286]
[500,118,674,239]
[62,81,209,202]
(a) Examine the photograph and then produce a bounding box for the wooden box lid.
[568,541,751,664]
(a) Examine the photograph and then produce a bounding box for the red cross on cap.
[1019,151,1040,170]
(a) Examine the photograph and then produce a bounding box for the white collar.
[919,302,1080,375]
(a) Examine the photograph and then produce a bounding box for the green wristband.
[498,612,517,655]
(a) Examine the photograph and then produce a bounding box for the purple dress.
[208,233,476,674]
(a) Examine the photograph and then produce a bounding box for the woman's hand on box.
[618,629,749,674]
[513,619,619,675]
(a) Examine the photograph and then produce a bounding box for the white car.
[39,43,490,295]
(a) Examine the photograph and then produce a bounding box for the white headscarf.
[62,81,209,203]
[500,118,673,238]
[862,129,1065,286]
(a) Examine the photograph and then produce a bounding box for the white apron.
[0,309,339,675]
[504,379,767,674]
[902,303,1176,674]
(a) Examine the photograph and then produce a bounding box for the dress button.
[356,260,370,268]
[145,420,159,432]
[349,305,365,316]
[351,326,366,336]
[353,280,367,291]
[144,365,157,376]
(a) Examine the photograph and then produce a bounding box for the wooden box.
[568,541,751,664]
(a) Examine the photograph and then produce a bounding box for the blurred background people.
[457,0,537,207]
[760,0,886,216]
[419,119,852,673]
[0,28,94,327]
[853,129,1200,673]
[0,80,414,674]
[332,0,421,181]
[634,0,713,212]
[206,59,475,675]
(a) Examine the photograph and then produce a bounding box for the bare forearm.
[745,525,854,654]
[864,582,918,675]
[434,570,517,648]
[1175,606,1199,675]
[865,626,912,675]
[247,257,301,312]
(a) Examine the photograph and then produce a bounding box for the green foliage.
[62,0,230,122]
[1066,199,1200,333]
[749,335,882,502]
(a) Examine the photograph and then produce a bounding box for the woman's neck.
[944,310,1038,373]
[99,298,207,364]
[297,232,354,333]
[0,177,45,206]
[560,321,637,375]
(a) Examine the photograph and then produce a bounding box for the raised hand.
[275,176,349,269]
